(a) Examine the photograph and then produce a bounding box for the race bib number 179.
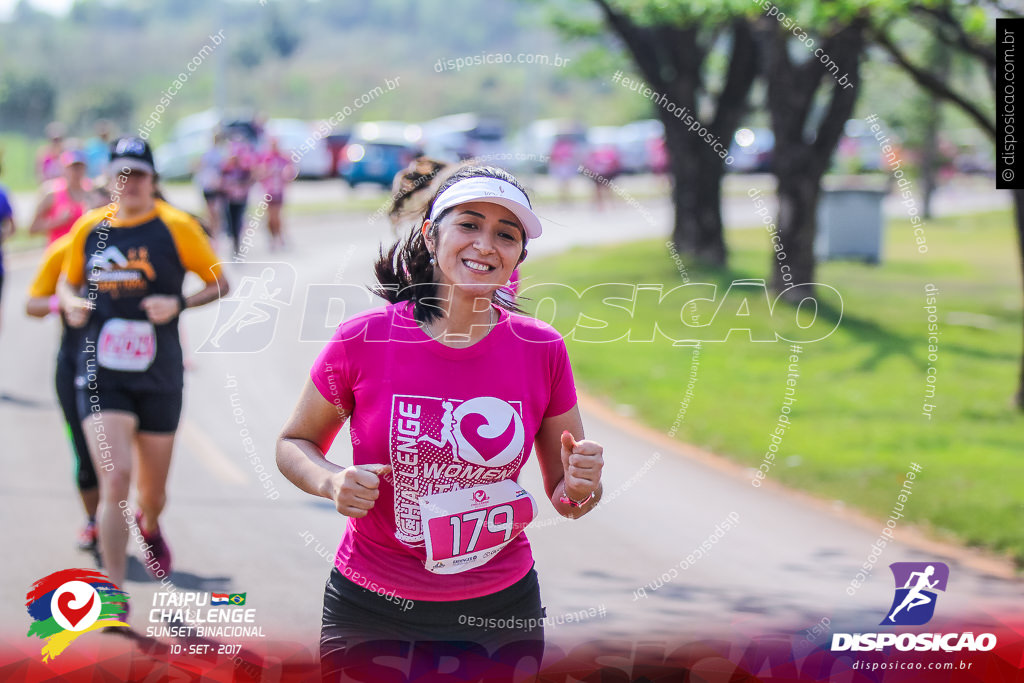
[419,480,537,575]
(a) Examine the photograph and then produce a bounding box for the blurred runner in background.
[36,122,67,183]
[548,136,578,205]
[84,120,114,180]
[29,149,93,245]
[58,137,229,604]
[194,132,226,244]
[0,156,15,339]
[257,137,295,251]
[25,233,102,552]
[221,137,254,257]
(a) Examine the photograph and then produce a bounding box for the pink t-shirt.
[309,300,577,601]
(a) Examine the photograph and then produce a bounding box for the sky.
[0,0,72,21]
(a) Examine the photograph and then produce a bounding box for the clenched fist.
[560,430,603,503]
[328,463,392,518]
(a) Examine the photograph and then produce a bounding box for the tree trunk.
[760,20,865,299]
[666,120,726,265]
[921,38,951,219]
[772,173,820,298]
[590,3,757,269]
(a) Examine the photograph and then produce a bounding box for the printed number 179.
[448,504,514,555]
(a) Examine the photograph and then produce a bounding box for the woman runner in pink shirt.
[276,165,604,679]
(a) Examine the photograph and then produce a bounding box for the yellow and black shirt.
[62,200,222,393]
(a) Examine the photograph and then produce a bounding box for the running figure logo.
[198,263,295,353]
[882,562,949,626]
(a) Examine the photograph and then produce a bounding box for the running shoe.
[136,511,173,579]
[77,520,98,551]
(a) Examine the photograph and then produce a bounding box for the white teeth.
[463,260,493,272]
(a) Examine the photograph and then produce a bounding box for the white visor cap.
[428,177,542,239]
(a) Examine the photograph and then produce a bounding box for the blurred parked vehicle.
[421,113,506,163]
[833,119,886,174]
[325,132,352,178]
[155,109,261,180]
[617,119,665,174]
[949,129,995,176]
[338,121,422,188]
[728,127,774,173]
[154,109,220,180]
[509,119,587,174]
[264,118,333,179]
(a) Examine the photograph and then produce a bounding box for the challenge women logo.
[390,395,526,545]
[25,569,129,661]
[451,396,525,468]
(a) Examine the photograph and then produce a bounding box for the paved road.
[0,186,1019,663]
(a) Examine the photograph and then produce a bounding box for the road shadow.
[0,392,50,409]
[125,556,231,591]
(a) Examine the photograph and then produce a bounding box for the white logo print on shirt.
[389,395,525,546]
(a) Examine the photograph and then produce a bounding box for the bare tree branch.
[872,26,996,139]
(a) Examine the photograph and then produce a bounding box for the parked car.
[420,113,506,163]
[154,109,261,180]
[325,132,352,178]
[508,119,587,174]
[263,118,333,179]
[728,127,774,173]
[154,109,220,180]
[338,121,422,188]
[617,119,665,174]
[832,119,886,174]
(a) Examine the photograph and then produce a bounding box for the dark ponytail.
[372,165,529,324]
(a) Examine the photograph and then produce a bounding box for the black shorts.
[202,189,222,202]
[320,564,545,682]
[77,383,183,434]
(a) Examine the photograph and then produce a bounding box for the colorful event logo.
[25,569,129,661]
[882,562,949,626]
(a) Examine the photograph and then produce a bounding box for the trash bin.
[815,188,888,263]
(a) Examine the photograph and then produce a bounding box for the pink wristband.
[48,295,60,315]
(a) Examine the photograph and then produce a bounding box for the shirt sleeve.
[544,334,578,418]
[27,234,70,298]
[310,326,356,413]
[61,209,107,287]
[160,204,223,284]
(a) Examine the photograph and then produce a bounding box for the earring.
[429,254,436,265]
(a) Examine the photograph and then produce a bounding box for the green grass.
[0,133,42,192]
[522,210,1024,565]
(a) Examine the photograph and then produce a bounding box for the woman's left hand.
[560,430,603,501]
[140,294,182,325]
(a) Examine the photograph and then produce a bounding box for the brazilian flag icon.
[228,593,246,606]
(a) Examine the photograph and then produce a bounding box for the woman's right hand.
[64,296,93,328]
[328,464,392,518]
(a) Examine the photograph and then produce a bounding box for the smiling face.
[425,200,526,302]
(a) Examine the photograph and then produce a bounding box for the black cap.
[108,136,156,176]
